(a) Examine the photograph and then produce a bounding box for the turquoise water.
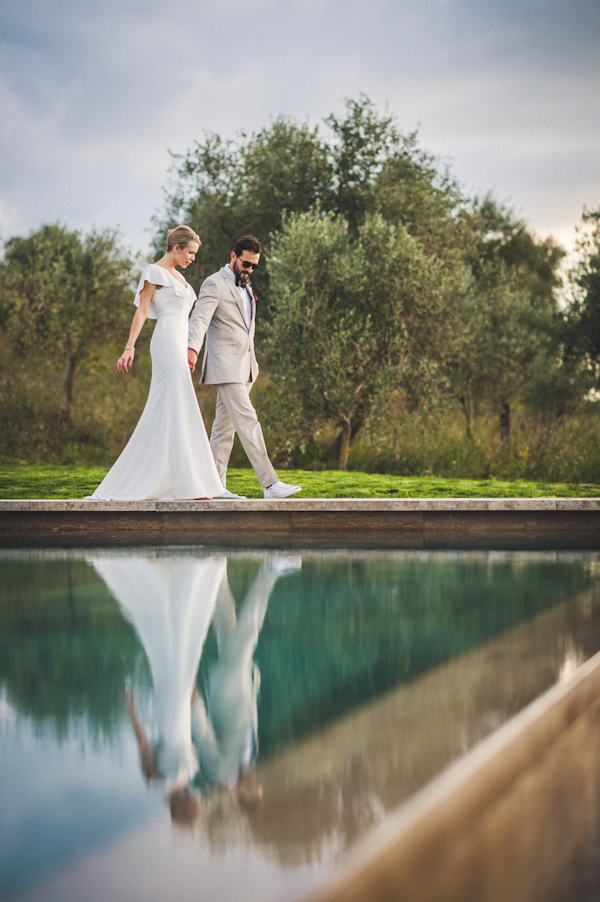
[1,548,600,902]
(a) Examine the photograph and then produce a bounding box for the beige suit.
[188,268,259,385]
[188,267,277,488]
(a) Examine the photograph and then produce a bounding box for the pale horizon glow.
[0,0,598,258]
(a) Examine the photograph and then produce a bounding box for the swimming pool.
[2,547,600,901]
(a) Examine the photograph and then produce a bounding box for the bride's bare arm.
[116,281,158,374]
[122,687,158,780]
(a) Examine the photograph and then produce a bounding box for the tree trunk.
[338,422,352,470]
[59,353,78,424]
[459,390,474,439]
[500,402,510,442]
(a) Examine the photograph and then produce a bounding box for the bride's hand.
[117,348,135,373]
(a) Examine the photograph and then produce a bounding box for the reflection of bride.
[193,556,301,802]
[87,552,227,824]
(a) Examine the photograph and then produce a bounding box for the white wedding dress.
[90,264,224,500]
[88,550,227,791]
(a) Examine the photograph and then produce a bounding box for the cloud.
[0,0,598,253]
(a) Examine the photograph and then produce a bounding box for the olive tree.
[0,224,135,423]
[264,211,454,469]
[565,208,600,372]
[438,197,567,440]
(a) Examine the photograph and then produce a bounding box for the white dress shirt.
[223,264,252,328]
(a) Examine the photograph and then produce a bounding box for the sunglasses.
[238,258,259,271]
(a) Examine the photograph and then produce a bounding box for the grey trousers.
[210,382,278,488]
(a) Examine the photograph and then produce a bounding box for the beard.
[235,271,249,287]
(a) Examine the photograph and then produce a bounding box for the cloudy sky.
[1,0,598,258]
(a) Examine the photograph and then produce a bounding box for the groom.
[187,235,301,500]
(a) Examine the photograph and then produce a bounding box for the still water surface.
[2,547,600,902]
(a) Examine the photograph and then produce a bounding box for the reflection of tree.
[199,579,600,870]
[257,556,597,758]
[1,551,595,758]
[2,549,600,865]
[0,555,140,742]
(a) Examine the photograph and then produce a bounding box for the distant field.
[0,465,599,499]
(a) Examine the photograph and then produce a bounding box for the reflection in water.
[88,552,302,827]
[2,548,600,901]
[192,556,301,803]
[88,553,226,826]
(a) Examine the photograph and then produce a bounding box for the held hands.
[117,347,197,374]
[116,348,135,374]
[188,348,198,373]
[120,685,135,712]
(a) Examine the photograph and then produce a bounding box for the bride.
[89,226,230,501]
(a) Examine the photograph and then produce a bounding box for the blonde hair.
[166,225,201,252]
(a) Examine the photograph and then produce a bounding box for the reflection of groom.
[187,235,301,500]
[192,555,302,796]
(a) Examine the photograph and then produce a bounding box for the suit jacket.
[188,268,258,384]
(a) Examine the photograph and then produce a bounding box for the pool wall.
[1,498,599,548]
[305,644,600,902]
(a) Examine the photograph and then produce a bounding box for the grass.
[0,464,599,499]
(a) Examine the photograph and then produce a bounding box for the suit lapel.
[249,285,256,331]
[221,269,250,330]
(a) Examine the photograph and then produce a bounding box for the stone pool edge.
[304,645,600,902]
[0,497,599,548]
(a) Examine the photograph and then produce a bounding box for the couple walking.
[90,227,301,502]
[89,549,300,825]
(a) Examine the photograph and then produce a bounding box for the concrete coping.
[1,497,600,512]
[306,646,600,901]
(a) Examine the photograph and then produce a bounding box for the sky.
[1,0,599,258]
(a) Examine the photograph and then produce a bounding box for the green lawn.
[0,464,599,499]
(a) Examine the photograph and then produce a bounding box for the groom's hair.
[234,235,262,256]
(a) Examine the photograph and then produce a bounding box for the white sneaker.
[263,481,302,499]
[216,488,246,499]
[266,555,303,576]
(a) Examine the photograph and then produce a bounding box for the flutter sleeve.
[133,263,170,320]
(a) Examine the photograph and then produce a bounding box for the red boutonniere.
[253,294,258,302]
